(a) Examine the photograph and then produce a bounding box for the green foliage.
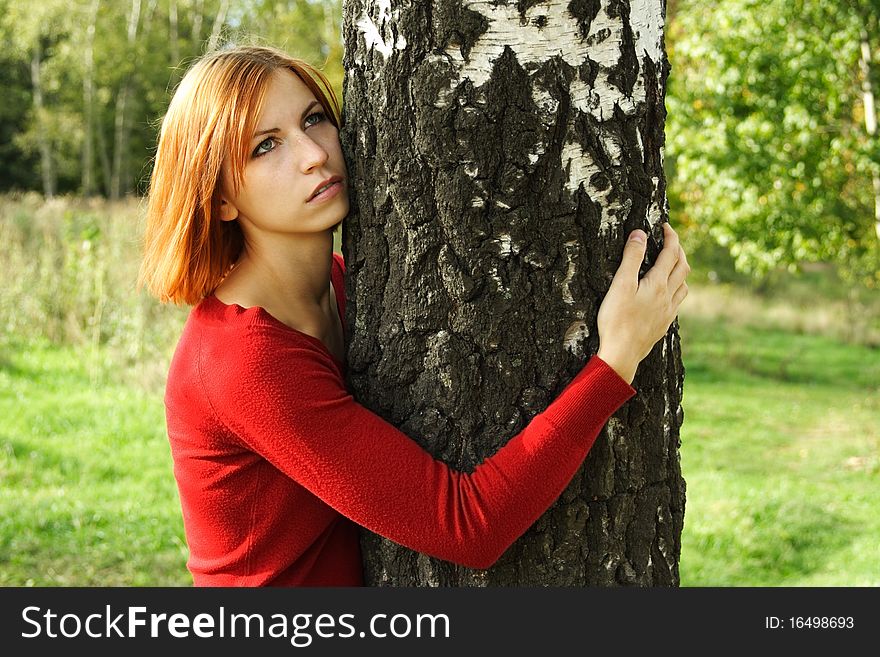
[667,0,880,287]
[0,0,344,197]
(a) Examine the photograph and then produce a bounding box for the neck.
[216,229,336,325]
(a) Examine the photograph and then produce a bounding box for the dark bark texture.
[341,0,684,586]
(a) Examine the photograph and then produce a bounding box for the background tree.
[342,0,685,586]
[666,0,880,287]
[0,0,344,197]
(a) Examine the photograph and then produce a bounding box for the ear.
[219,195,239,222]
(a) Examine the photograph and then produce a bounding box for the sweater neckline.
[203,256,346,369]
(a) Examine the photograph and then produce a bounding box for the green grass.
[677,316,880,586]
[0,338,189,586]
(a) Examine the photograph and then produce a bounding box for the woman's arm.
[198,221,687,570]
[202,331,635,571]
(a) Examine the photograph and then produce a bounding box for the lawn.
[0,338,189,585]
[677,316,880,585]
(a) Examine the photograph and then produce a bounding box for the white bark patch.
[497,233,512,255]
[560,239,579,304]
[560,139,621,235]
[488,263,508,294]
[439,368,453,389]
[560,140,599,195]
[605,416,624,447]
[629,0,665,65]
[600,128,624,165]
[646,176,663,229]
[441,1,594,99]
[492,232,520,257]
[566,1,661,122]
[581,2,638,121]
[583,1,622,68]
[563,317,589,356]
[356,0,406,62]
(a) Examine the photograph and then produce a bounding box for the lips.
[308,176,343,201]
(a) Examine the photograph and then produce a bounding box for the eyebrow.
[252,100,322,140]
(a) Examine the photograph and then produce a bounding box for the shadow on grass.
[680,316,880,390]
[683,494,858,586]
[0,504,189,586]
[0,337,94,389]
[0,437,79,486]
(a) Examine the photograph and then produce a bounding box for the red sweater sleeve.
[200,324,635,570]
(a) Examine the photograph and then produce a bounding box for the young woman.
[140,45,690,586]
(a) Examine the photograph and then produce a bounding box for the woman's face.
[219,68,348,236]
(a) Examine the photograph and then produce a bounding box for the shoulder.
[199,322,341,411]
[332,251,345,274]
[179,303,334,390]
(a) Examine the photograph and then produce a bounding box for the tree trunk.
[858,22,880,240]
[206,0,229,51]
[342,0,684,586]
[110,0,141,200]
[96,113,113,197]
[31,42,56,199]
[191,0,204,48]
[82,0,100,197]
[169,0,181,84]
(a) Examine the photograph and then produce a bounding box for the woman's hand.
[596,222,690,385]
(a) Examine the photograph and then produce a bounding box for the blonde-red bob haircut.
[139,45,341,305]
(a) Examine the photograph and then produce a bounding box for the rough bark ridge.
[341,0,684,586]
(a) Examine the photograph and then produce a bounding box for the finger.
[614,230,648,286]
[671,280,689,309]
[678,244,690,273]
[652,222,681,278]
[668,246,691,291]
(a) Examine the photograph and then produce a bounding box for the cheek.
[246,162,284,194]
[233,168,277,216]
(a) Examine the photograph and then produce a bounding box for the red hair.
[139,46,341,305]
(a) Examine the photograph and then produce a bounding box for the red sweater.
[164,253,636,586]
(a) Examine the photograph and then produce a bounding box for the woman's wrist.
[595,347,637,386]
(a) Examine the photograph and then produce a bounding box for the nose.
[296,134,329,172]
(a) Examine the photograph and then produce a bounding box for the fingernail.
[629,230,646,243]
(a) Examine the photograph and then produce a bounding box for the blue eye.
[253,137,278,157]
[305,111,326,127]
